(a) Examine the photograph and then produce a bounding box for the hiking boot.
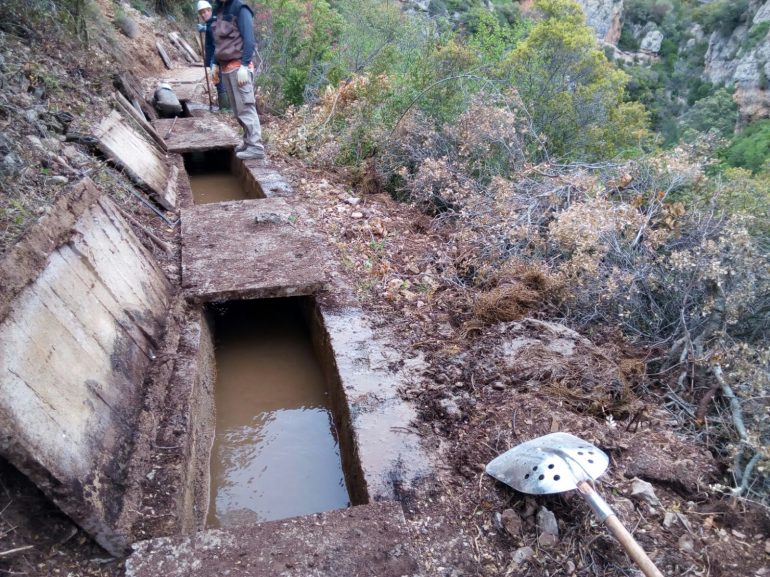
[235,142,247,153]
[236,147,265,160]
[217,91,231,113]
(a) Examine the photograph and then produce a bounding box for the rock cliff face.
[575,0,624,44]
[704,0,770,123]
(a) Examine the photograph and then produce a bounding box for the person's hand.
[211,65,219,84]
[197,23,206,32]
[236,65,249,87]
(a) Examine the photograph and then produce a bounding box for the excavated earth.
[0,3,768,577]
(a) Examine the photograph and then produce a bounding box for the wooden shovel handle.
[576,480,664,577]
[603,514,664,577]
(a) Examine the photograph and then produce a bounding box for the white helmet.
[197,0,212,11]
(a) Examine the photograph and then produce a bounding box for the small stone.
[501,509,522,537]
[491,381,506,390]
[438,397,462,419]
[26,135,44,150]
[49,175,68,185]
[24,109,39,123]
[345,196,361,205]
[536,506,559,538]
[511,546,534,566]
[1,153,22,174]
[44,137,62,152]
[663,511,676,528]
[630,478,661,507]
[678,533,695,553]
[116,15,140,39]
[538,532,559,547]
[764,539,770,554]
[351,211,364,219]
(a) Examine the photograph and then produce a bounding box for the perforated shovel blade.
[486,433,609,495]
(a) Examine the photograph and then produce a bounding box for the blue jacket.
[201,15,216,68]
[213,0,255,67]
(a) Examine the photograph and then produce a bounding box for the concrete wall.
[129,306,217,542]
[0,179,171,555]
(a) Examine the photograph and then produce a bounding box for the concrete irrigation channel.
[0,65,433,575]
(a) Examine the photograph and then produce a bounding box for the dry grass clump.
[472,260,558,323]
[496,319,642,418]
[473,284,539,323]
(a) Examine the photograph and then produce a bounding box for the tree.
[503,0,648,159]
[680,88,738,139]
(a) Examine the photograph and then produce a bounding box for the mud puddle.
[184,149,247,204]
[188,173,245,205]
[207,298,350,527]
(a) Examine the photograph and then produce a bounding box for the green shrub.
[680,87,737,138]
[748,21,770,49]
[618,26,640,51]
[255,0,343,108]
[720,120,770,173]
[624,0,673,25]
[504,0,649,159]
[693,0,749,36]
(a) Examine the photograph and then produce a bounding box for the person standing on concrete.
[197,0,230,112]
[210,0,266,160]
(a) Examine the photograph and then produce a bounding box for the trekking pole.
[198,31,214,111]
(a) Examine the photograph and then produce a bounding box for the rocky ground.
[0,2,768,577]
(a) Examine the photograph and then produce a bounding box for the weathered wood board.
[152,116,240,153]
[95,110,177,211]
[0,179,171,555]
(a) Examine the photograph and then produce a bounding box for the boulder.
[640,29,664,54]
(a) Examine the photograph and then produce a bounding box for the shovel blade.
[486,433,609,495]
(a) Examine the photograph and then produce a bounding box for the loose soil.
[0,2,768,576]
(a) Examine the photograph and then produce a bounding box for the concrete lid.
[181,198,327,302]
[152,116,241,154]
[126,502,421,577]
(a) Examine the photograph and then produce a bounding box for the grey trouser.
[221,68,264,151]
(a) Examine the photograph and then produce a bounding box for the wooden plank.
[169,32,200,64]
[151,117,240,154]
[178,35,202,63]
[156,39,172,69]
[95,110,177,211]
[168,32,194,64]
[114,71,158,121]
[114,92,168,153]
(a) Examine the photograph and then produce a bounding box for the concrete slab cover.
[152,116,240,154]
[95,110,177,211]
[181,199,327,302]
[126,502,421,577]
[0,183,171,555]
[145,67,207,102]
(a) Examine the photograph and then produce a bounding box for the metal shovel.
[486,432,664,577]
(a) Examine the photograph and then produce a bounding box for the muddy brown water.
[189,172,247,205]
[207,299,350,528]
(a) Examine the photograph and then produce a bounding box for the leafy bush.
[693,0,749,36]
[680,87,737,138]
[618,26,641,52]
[255,0,343,108]
[503,0,648,159]
[624,0,673,25]
[748,21,770,49]
[720,120,770,173]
